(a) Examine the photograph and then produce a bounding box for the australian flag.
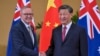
[78,0,100,56]
[6,0,35,56]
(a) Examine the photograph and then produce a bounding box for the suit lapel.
[19,21,34,45]
[20,21,30,36]
[56,25,62,43]
[63,23,75,43]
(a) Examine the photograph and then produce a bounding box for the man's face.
[20,8,33,24]
[59,9,72,25]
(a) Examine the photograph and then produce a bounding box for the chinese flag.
[39,0,62,52]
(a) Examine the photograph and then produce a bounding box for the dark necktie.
[62,26,67,41]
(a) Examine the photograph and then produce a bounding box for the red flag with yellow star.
[39,0,62,52]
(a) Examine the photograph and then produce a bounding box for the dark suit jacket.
[11,20,38,56]
[46,23,88,56]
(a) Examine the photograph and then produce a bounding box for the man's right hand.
[39,52,46,56]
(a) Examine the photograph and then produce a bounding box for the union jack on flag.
[6,0,35,56]
[78,0,100,56]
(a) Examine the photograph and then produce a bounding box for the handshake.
[39,52,46,56]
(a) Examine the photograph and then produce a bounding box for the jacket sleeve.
[79,28,88,56]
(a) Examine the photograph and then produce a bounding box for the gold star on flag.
[47,0,56,11]
[46,21,51,27]
[54,22,59,27]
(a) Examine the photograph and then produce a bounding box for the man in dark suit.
[11,6,38,56]
[40,5,88,56]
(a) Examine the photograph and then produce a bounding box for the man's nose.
[27,14,31,17]
[61,15,65,18]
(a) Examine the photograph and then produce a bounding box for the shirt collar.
[21,19,30,28]
[62,21,72,29]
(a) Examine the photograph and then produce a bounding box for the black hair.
[58,5,73,13]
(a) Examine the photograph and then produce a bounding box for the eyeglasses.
[22,13,33,15]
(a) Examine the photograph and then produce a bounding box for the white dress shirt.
[62,21,72,37]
